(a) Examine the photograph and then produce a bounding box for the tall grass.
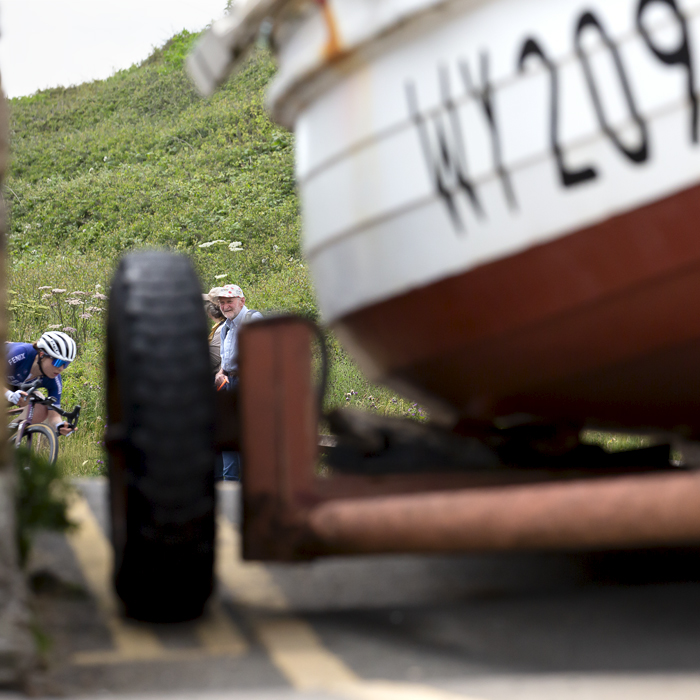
[6,35,425,478]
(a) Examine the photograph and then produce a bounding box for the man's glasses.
[52,358,71,369]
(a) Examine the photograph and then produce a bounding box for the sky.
[0,0,229,98]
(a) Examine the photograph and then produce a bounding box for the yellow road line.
[215,513,288,610]
[72,646,244,666]
[66,491,479,696]
[335,683,486,700]
[252,615,359,690]
[196,597,248,655]
[66,494,165,661]
[216,516,480,700]
[67,494,247,665]
[216,514,359,689]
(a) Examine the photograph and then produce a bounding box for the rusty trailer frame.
[235,317,700,561]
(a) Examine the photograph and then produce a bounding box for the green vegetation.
[14,448,73,564]
[580,431,652,453]
[6,31,410,476]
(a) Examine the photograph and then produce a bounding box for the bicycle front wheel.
[20,424,59,464]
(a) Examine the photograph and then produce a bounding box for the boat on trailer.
[190,0,700,435]
[103,1,700,619]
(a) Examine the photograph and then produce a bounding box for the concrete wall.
[0,69,34,688]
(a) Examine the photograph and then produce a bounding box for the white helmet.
[37,331,77,363]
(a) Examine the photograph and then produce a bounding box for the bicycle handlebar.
[18,379,42,392]
[16,380,81,429]
[61,405,81,429]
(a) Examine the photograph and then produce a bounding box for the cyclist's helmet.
[37,331,77,363]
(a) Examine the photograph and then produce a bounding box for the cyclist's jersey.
[6,342,62,409]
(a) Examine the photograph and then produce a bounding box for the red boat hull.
[333,182,700,432]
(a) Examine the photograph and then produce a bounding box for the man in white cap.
[209,284,263,480]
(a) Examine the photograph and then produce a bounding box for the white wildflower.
[48,324,61,330]
[228,241,243,252]
[199,240,227,248]
[52,288,66,294]
[214,274,228,279]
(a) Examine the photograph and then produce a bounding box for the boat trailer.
[231,316,700,561]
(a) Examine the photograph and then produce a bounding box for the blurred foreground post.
[0,67,33,686]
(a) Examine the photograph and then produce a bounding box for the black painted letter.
[637,0,697,143]
[575,11,649,163]
[406,67,484,234]
[518,37,597,187]
[459,53,518,209]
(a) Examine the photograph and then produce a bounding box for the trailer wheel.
[106,251,215,622]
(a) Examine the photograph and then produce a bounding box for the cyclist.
[5,331,77,436]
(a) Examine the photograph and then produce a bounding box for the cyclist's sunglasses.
[51,358,71,369]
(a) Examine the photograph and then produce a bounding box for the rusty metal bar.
[238,316,700,561]
[239,317,318,560]
[307,470,700,554]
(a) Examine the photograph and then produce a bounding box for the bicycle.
[7,380,81,464]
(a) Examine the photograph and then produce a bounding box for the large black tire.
[106,251,215,622]
[15,424,59,464]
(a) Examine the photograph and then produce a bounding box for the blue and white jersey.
[6,342,62,408]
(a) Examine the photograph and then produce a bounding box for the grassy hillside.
[8,32,310,309]
[6,31,414,476]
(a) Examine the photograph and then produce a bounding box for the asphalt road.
[11,477,700,700]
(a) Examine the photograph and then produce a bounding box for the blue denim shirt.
[220,305,263,372]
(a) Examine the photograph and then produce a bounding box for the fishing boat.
[189,0,700,434]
